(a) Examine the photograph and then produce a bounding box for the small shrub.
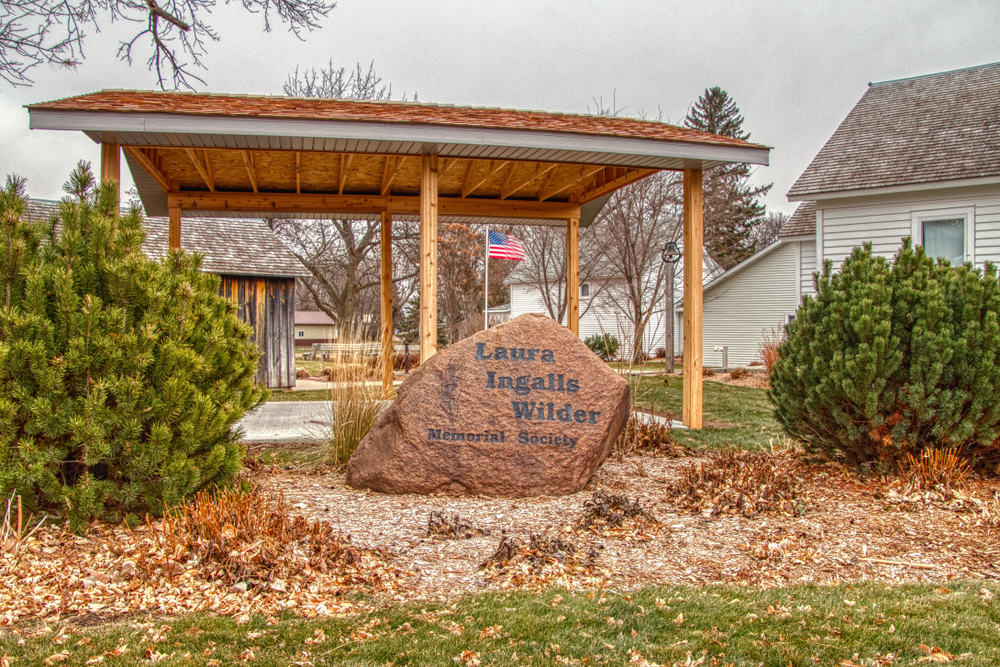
[426,511,491,539]
[585,333,619,361]
[0,168,265,526]
[614,414,688,460]
[729,366,748,380]
[759,327,784,376]
[295,368,310,379]
[580,489,656,528]
[668,449,805,518]
[702,367,715,377]
[653,347,667,359]
[901,448,972,495]
[770,241,1000,470]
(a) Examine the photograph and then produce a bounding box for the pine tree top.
[684,87,749,141]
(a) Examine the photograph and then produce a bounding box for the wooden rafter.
[167,191,581,220]
[183,148,215,191]
[339,154,354,194]
[462,160,510,198]
[441,158,458,177]
[537,165,604,201]
[295,152,301,194]
[501,163,556,200]
[241,151,258,193]
[123,146,170,191]
[380,156,407,195]
[578,168,659,204]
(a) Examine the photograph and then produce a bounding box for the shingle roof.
[779,202,816,237]
[788,62,1000,197]
[295,311,336,326]
[27,199,310,278]
[29,90,765,150]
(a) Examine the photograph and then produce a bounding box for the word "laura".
[512,402,600,424]
[476,343,555,362]
[486,372,579,395]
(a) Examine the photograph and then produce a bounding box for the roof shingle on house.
[29,90,765,149]
[788,62,1000,198]
[294,310,336,326]
[779,201,817,237]
[27,198,310,279]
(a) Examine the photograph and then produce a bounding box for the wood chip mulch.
[2,453,998,623]
[266,454,1000,599]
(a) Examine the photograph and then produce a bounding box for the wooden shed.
[142,215,310,389]
[26,199,308,389]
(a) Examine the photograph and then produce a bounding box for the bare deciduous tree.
[284,60,416,101]
[516,224,604,323]
[1,0,336,89]
[589,172,683,361]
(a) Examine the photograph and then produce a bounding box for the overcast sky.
[1,0,997,215]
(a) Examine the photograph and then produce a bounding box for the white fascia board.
[778,233,814,242]
[787,175,1000,201]
[29,109,771,167]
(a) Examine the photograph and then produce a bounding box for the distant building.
[28,200,310,389]
[678,61,1000,368]
[294,311,338,346]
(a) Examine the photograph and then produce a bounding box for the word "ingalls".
[486,372,579,395]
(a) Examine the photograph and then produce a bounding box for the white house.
[506,248,722,359]
[679,61,1000,368]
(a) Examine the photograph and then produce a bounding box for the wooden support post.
[566,217,580,336]
[419,154,439,363]
[101,143,120,207]
[380,211,394,398]
[169,207,182,250]
[682,169,703,430]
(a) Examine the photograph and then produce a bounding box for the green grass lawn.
[6,582,997,666]
[632,376,783,450]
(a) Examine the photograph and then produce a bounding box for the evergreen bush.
[769,240,1000,470]
[585,333,620,361]
[0,165,267,526]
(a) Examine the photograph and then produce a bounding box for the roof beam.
[241,150,258,193]
[538,165,604,201]
[123,146,170,191]
[339,154,354,194]
[167,191,581,221]
[184,148,215,192]
[578,168,659,204]
[501,163,557,200]
[462,160,510,198]
[380,156,406,195]
[295,152,301,194]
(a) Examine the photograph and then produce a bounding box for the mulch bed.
[2,452,998,623]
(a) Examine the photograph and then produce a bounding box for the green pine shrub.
[0,165,267,526]
[585,333,620,361]
[769,240,1000,471]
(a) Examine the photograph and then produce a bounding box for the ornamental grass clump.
[770,240,1000,471]
[325,326,388,466]
[0,166,266,527]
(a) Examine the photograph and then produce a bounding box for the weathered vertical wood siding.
[219,275,297,389]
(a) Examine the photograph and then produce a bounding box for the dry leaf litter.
[3,441,1000,622]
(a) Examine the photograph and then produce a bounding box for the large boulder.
[346,313,630,496]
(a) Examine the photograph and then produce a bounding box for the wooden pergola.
[29,91,770,428]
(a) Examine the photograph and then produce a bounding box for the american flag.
[487,230,527,261]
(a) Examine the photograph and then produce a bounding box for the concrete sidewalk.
[238,401,685,444]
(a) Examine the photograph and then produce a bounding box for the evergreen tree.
[769,241,1000,469]
[0,164,267,526]
[684,87,772,269]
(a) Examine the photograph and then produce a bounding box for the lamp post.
[661,241,681,373]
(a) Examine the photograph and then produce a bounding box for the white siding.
[976,200,1000,265]
[799,239,817,298]
[818,185,1000,268]
[686,241,799,368]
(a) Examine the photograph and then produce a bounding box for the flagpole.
[484,228,490,331]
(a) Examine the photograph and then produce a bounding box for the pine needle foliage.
[0,165,267,527]
[769,240,1000,469]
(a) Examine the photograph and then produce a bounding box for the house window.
[912,208,973,266]
[297,330,305,338]
[581,283,590,298]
